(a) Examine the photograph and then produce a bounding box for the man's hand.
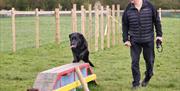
[124,41,131,47]
[156,37,163,42]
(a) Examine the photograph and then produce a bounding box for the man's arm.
[152,5,163,37]
[122,10,129,43]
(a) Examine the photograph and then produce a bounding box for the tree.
[42,0,57,10]
[0,0,179,10]
[15,0,29,10]
[0,0,5,9]
[59,0,72,10]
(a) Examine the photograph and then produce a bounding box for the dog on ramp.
[69,32,94,67]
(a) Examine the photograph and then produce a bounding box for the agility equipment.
[33,63,97,91]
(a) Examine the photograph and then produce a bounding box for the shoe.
[141,80,149,87]
[141,75,152,87]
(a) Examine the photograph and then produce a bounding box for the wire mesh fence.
[0,16,12,52]
[161,10,180,18]
[0,6,179,52]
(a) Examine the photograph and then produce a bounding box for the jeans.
[130,40,154,86]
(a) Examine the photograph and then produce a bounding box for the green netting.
[0,16,12,52]
[0,11,179,52]
[162,12,180,18]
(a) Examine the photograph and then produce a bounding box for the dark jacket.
[122,0,162,43]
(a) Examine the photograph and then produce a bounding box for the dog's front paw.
[72,60,78,63]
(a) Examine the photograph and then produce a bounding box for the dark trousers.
[130,40,155,86]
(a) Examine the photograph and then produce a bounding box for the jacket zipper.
[137,9,142,41]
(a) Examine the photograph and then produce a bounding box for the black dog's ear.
[69,33,72,39]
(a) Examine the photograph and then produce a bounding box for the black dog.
[27,88,38,91]
[69,32,94,67]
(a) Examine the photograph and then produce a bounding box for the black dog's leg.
[72,52,79,63]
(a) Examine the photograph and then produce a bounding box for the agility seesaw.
[33,63,97,91]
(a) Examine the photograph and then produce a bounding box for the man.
[122,0,163,89]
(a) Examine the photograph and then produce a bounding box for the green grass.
[0,18,180,91]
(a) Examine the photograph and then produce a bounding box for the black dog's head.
[69,32,87,49]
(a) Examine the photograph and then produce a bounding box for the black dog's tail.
[88,61,94,67]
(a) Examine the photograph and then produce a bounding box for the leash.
[156,44,163,53]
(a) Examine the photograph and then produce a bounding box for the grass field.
[0,17,180,91]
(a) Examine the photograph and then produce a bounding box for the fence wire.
[0,9,179,52]
[15,16,35,50]
[0,16,12,52]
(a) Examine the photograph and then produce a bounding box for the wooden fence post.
[106,6,110,48]
[100,6,104,50]
[74,4,77,32]
[159,8,162,21]
[55,8,60,44]
[116,4,121,44]
[112,5,115,46]
[72,4,77,32]
[11,8,16,52]
[81,5,85,36]
[95,6,99,51]
[71,9,75,32]
[35,8,40,48]
[88,4,92,51]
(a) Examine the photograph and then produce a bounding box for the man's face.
[131,0,141,4]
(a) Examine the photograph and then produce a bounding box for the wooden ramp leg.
[75,67,90,91]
